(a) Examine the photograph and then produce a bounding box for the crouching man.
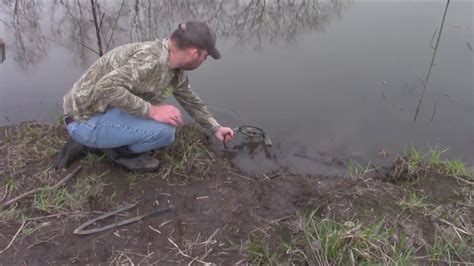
[56,21,234,172]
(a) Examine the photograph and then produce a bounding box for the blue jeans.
[67,108,176,153]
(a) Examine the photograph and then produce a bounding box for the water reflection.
[413,0,450,122]
[0,0,47,69]
[0,37,5,63]
[0,0,349,69]
[2,1,471,174]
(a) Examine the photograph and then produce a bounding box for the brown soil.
[0,122,472,265]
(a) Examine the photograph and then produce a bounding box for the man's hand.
[147,104,183,127]
[215,126,234,143]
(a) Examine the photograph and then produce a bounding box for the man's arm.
[172,73,221,131]
[93,51,157,117]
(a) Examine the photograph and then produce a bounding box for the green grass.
[428,226,472,264]
[405,146,471,178]
[24,124,40,140]
[428,146,449,168]
[445,158,469,178]
[161,126,211,178]
[21,221,52,236]
[8,159,27,173]
[1,170,110,225]
[348,160,378,178]
[55,112,65,127]
[4,177,21,196]
[406,145,424,170]
[126,172,140,189]
[31,171,109,213]
[398,192,429,210]
[104,190,118,206]
[427,146,470,178]
[34,187,71,213]
[164,152,186,174]
[244,238,278,265]
[69,171,109,209]
[0,204,24,224]
[3,128,13,144]
[431,205,456,221]
[45,146,58,157]
[247,210,416,265]
[83,152,107,165]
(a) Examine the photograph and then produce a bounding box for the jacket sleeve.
[93,50,157,117]
[172,72,221,131]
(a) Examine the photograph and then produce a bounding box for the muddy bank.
[0,122,473,265]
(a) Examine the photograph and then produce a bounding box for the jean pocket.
[67,121,98,147]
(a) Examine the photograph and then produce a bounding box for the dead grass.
[0,123,212,225]
[243,210,415,265]
[1,123,63,174]
[390,146,474,184]
[159,126,214,180]
[239,149,473,265]
[0,123,110,221]
[1,122,473,264]
[166,229,221,265]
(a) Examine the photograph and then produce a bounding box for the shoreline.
[0,122,472,264]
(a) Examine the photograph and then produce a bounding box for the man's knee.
[160,124,176,145]
[127,122,176,153]
[146,123,175,147]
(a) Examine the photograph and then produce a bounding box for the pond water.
[0,0,472,175]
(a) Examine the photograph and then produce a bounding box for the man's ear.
[190,47,200,59]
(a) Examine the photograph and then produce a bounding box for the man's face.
[179,48,208,70]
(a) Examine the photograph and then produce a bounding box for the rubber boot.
[105,148,160,172]
[54,137,89,169]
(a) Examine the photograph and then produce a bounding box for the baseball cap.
[177,21,221,60]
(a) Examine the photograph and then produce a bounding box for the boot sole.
[107,158,160,173]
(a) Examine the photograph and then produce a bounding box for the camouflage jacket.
[63,39,220,131]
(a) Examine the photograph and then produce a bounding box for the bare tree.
[0,0,47,69]
[0,0,350,68]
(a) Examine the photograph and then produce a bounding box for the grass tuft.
[248,210,416,265]
[33,187,71,213]
[445,158,469,178]
[429,225,472,263]
[398,192,429,210]
[83,152,107,165]
[68,171,109,209]
[55,112,65,127]
[4,177,21,196]
[403,146,471,179]
[348,160,378,179]
[24,124,40,141]
[406,145,424,170]
[244,238,278,265]
[160,126,212,179]
[0,204,24,224]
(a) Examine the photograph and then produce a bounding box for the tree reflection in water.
[0,0,349,69]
